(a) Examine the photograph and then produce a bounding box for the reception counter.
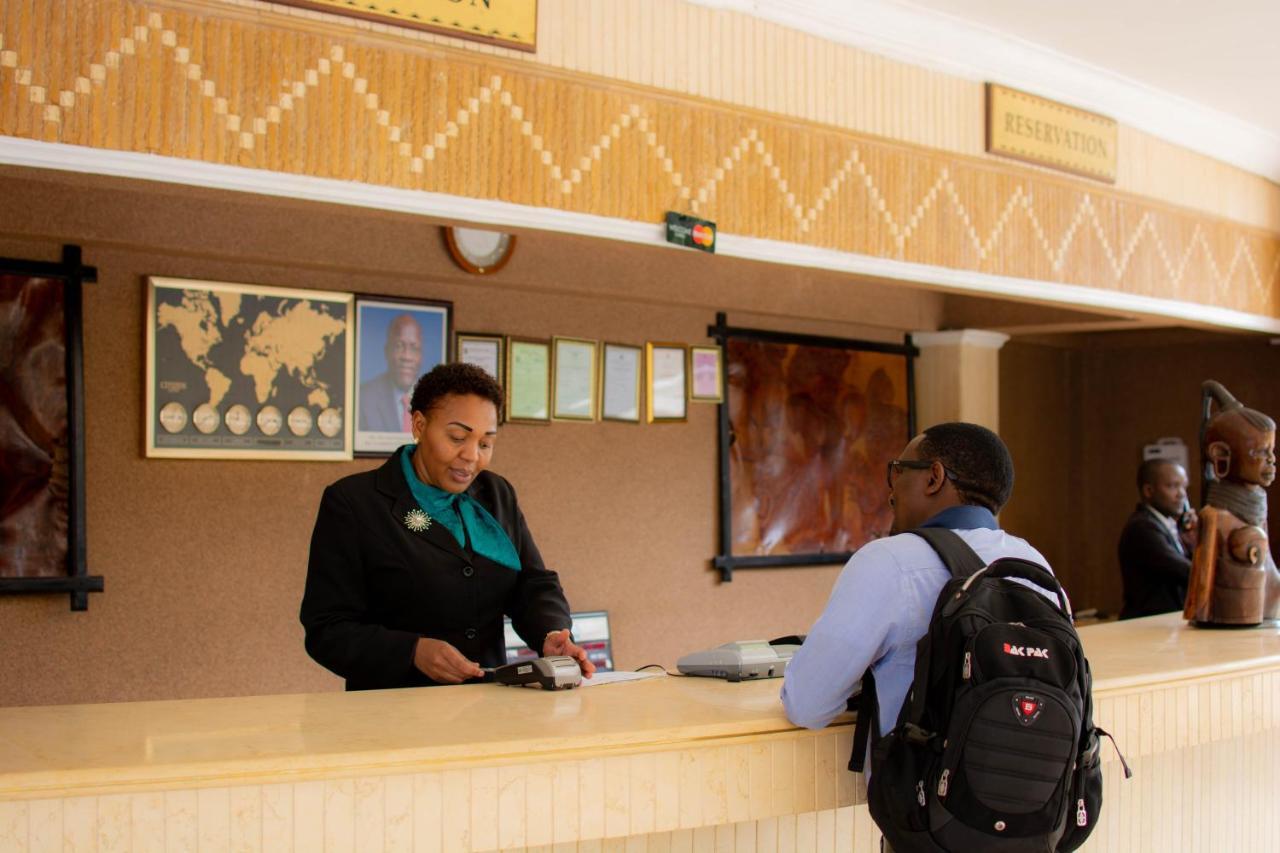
[1,613,1277,851]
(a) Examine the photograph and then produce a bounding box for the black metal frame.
[0,245,103,610]
[708,312,918,581]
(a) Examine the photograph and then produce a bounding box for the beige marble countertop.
[0,673,817,799]
[2,612,1276,799]
[1079,611,1280,694]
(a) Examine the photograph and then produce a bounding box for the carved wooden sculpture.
[1184,381,1278,625]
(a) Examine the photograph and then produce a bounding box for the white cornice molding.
[3,138,1277,335]
[722,231,1280,334]
[911,330,1010,350]
[690,0,1280,183]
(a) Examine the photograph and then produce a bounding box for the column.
[911,329,1010,432]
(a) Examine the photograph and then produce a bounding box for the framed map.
[145,277,354,460]
[708,314,917,581]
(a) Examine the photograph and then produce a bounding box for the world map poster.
[145,277,353,459]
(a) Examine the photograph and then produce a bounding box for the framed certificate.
[354,295,452,456]
[600,342,642,423]
[689,345,723,403]
[506,337,551,424]
[645,342,687,423]
[552,336,598,421]
[455,332,505,385]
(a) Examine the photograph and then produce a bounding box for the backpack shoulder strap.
[910,527,986,578]
[897,527,986,730]
[847,668,877,773]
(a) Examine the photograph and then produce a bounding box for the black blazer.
[300,451,571,690]
[1117,504,1191,619]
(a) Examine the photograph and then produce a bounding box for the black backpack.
[850,528,1130,853]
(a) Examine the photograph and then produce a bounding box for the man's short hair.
[1136,458,1179,490]
[917,422,1014,514]
[410,362,504,418]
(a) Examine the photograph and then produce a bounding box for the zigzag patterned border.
[0,0,1276,318]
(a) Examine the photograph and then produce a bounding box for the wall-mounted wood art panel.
[0,0,1276,320]
[713,319,914,579]
[0,246,102,610]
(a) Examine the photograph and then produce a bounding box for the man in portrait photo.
[358,313,423,433]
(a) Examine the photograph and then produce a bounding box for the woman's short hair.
[409,362,504,418]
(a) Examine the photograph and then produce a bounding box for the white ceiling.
[693,0,1280,181]
[899,0,1280,139]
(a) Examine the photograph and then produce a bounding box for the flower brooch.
[404,508,433,532]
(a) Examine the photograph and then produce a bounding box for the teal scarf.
[398,445,522,571]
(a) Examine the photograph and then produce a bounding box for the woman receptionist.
[301,363,595,689]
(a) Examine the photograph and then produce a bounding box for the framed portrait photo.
[646,342,687,423]
[506,337,551,424]
[147,276,354,461]
[552,337,598,422]
[600,342,643,423]
[689,345,724,403]
[455,332,505,386]
[354,296,452,455]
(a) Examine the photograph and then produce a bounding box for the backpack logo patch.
[1013,693,1043,726]
[1003,642,1050,659]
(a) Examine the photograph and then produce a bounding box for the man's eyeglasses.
[886,458,966,489]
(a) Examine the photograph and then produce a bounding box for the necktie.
[401,394,412,433]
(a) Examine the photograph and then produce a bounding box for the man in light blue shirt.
[782,422,1053,741]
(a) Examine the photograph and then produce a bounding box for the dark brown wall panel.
[1001,334,1280,616]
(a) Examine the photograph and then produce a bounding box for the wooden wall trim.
[1,0,1277,322]
[8,137,1275,334]
[214,0,1280,232]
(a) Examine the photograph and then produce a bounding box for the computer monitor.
[503,610,613,672]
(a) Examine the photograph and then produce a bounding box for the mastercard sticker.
[664,211,717,254]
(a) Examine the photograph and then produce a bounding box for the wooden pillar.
[912,329,1010,433]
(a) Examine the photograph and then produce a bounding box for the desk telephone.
[676,635,805,682]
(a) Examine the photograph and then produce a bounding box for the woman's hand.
[542,629,596,678]
[414,638,485,683]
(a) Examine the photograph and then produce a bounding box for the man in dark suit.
[1118,458,1194,619]
[358,314,423,432]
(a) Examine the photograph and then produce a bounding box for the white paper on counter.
[579,670,667,687]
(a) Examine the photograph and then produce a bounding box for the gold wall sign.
[986,83,1117,183]
[276,0,537,52]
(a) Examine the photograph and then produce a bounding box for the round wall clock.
[444,226,516,275]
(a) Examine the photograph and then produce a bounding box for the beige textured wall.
[0,168,945,706]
